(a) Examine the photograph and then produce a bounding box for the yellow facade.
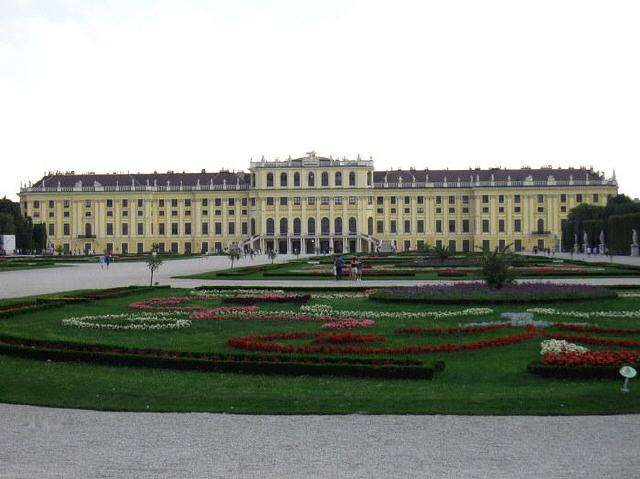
[19,155,618,255]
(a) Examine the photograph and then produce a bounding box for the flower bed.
[190,289,371,299]
[539,339,589,354]
[541,350,637,367]
[129,296,195,311]
[321,319,375,329]
[371,283,617,304]
[222,293,310,305]
[527,307,640,320]
[394,324,511,335]
[227,330,539,355]
[315,332,385,344]
[61,313,192,331]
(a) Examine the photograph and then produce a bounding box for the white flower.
[540,339,589,354]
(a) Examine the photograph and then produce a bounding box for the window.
[242,222,248,235]
[106,199,113,208]
[404,220,411,233]
[376,221,384,234]
[266,173,274,187]
[561,206,567,213]
[171,223,178,235]
[514,195,521,204]
[137,199,144,207]
[482,219,490,233]
[122,223,129,235]
[215,223,222,235]
[137,223,144,235]
[537,207,544,213]
[334,217,342,234]
[280,197,288,206]
[159,199,165,207]
[435,219,442,233]
[405,208,410,214]
[417,196,424,204]
[308,217,316,234]
[321,197,329,205]
[498,219,505,233]
[377,196,384,205]
[576,194,583,203]
[308,172,315,187]
[435,196,442,204]
[202,222,209,235]
[64,200,70,208]
[63,223,70,236]
[266,197,274,206]
[321,172,329,187]
[321,218,330,235]
[171,199,178,207]
[514,219,521,232]
[123,199,129,207]
[560,194,567,203]
[214,198,221,206]
[367,171,372,186]
[449,207,455,214]
[183,223,190,235]
[293,197,301,205]
[482,207,489,213]
[228,198,234,206]
[390,196,397,205]
[307,197,316,205]
[279,218,288,235]
[448,220,456,233]
[280,172,287,187]
[462,219,470,233]
[294,172,300,187]
[390,220,397,233]
[242,198,247,206]
[348,217,356,234]
[593,193,599,203]
[159,223,165,235]
[482,195,489,204]
[228,222,235,235]
[335,172,342,186]
[348,196,357,205]
[462,195,469,204]
[537,194,544,203]
[335,197,342,205]
[448,196,455,204]
[498,195,504,204]
[185,199,191,207]
[48,223,54,236]
[537,218,545,233]
[349,171,356,186]
[202,198,208,207]
[85,200,91,208]
[514,206,521,213]
[417,220,424,233]
[33,201,40,209]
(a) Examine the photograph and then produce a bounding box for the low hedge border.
[194,285,374,292]
[262,271,416,278]
[0,335,441,380]
[527,361,637,380]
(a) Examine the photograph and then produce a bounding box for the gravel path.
[1,404,638,479]
[2,255,640,299]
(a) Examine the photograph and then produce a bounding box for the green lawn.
[0,287,639,414]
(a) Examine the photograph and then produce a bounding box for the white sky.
[1,0,639,200]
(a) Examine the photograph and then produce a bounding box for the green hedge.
[0,336,440,380]
[608,212,640,256]
[527,361,637,380]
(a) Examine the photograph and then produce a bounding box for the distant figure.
[334,255,344,281]
[350,257,357,281]
[98,255,105,269]
[105,254,112,269]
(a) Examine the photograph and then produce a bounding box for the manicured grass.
[0,262,69,272]
[0,287,639,414]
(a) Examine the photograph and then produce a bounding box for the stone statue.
[583,231,588,245]
[574,233,578,246]
[634,229,638,246]
[632,229,640,257]
[599,230,605,245]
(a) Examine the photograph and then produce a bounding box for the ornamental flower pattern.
[62,313,192,331]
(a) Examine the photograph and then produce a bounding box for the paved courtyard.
[1,403,638,479]
[2,254,640,299]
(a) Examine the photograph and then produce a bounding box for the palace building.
[18,153,618,255]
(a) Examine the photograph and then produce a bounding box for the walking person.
[350,256,357,281]
[98,254,105,269]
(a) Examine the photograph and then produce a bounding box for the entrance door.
[291,239,301,255]
[320,240,330,254]
[278,239,287,254]
[349,239,357,253]
[305,239,315,254]
[333,239,343,254]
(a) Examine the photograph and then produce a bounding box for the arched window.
[251,219,256,236]
[367,217,373,235]
[266,218,274,235]
[308,172,315,187]
[280,172,287,187]
[294,172,300,187]
[348,217,357,234]
[251,173,256,187]
[334,217,343,235]
[293,218,301,235]
[321,217,330,235]
[266,173,274,187]
[367,171,372,186]
[349,171,356,186]
[321,172,329,187]
[280,218,288,235]
[537,218,545,234]
[308,217,316,235]
[85,223,92,237]
[335,172,342,186]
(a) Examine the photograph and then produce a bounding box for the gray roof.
[372,168,604,183]
[34,171,251,188]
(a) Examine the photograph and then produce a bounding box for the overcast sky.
[1,0,639,200]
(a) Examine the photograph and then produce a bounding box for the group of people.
[333,255,363,281]
[97,253,113,269]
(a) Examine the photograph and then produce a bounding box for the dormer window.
[294,172,300,187]
[349,171,356,186]
[321,172,329,187]
[266,173,274,187]
[335,172,342,186]
[280,172,288,187]
[308,172,315,187]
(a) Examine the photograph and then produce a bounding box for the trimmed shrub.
[608,212,640,256]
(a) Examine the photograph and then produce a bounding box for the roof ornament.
[131,178,135,187]
[443,176,447,187]
[210,178,214,187]
[585,172,590,185]
[146,179,150,186]
[569,174,574,186]
[223,178,227,190]
[507,175,511,186]
[153,179,157,187]
[357,154,361,161]
[167,180,170,187]
[456,176,461,187]
[612,169,617,181]
[476,174,480,185]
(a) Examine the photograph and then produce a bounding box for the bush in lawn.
[433,244,450,262]
[479,245,514,289]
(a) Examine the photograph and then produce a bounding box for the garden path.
[2,403,638,478]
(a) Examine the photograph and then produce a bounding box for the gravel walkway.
[1,404,638,479]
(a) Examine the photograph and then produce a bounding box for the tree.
[433,244,450,262]
[55,244,64,256]
[227,244,241,271]
[268,249,277,264]
[145,252,163,287]
[479,244,515,289]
